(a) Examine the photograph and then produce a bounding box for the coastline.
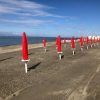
[0,42,55,54]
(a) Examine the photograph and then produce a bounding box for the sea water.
[0,36,56,46]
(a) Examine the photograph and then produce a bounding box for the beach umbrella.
[90,37,93,48]
[71,36,75,55]
[57,35,63,60]
[21,32,30,73]
[64,38,66,43]
[97,36,100,45]
[93,36,96,46]
[97,36,99,45]
[99,37,100,43]
[43,38,47,52]
[55,36,59,50]
[79,36,84,51]
[86,37,89,49]
[57,35,62,52]
[95,36,98,46]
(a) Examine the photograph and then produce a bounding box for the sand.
[0,42,54,54]
[0,42,100,100]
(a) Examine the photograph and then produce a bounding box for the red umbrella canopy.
[43,38,46,48]
[56,35,60,46]
[57,35,61,44]
[22,32,28,60]
[93,37,96,43]
[80,36,84,47]
[57,35,62,52]
[71,36,75,48]
[90,37,92,44]
[97,37,99,42]
[86,37,89,44]
[64,38,66,43]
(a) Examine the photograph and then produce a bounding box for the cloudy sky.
[0,0,100,37]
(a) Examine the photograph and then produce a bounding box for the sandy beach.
[0,42,100,100]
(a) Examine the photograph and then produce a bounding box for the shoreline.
[0,42,55,54]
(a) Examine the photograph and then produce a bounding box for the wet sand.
[0,42,100,100]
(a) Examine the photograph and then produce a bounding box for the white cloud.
[1,0,50,9]
[0,18,53,26]
[0,0,55,17]
[0,0,77,27]
[0,0,57,26]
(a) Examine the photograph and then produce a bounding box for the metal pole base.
[59,54,62,60]
[22,59,30,74]
[87,46,88,50]
[81,48,83,52]
[25,63,28,73]
[72,50,75,55]
[44,48,47,52]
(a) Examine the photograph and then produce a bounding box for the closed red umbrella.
[22,32,28,60]
[86,37,89,44]
[86,37,89,49]
[43,38,47,52]
[64,38,66,44]
[99,37,100,42]
[71,36,75,55]
[71,36,75,49]
[80,36,84,51]
[56,35,63,60]
[93,37,96,46]
[97,37,99,43]
[22,32,29,73]
[96,37,99,46]
[94,37,96,43]
[57,35,62,53]
[89,37,93,48]
[80,36,84,47]
[43,38,46,48]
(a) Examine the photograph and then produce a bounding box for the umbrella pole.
[25,62,28,73]
[87,46,88,50]
[45,48,46,52]
[73,50,75,55]
[59,53,62,60]
[81,47,83,52]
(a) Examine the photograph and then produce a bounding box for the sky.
[0,0,100,37]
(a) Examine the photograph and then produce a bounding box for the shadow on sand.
[28,62,41,71]
[28,53,33,55]
[0,57,14,62]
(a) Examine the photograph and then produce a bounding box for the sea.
[0,36,78,47]
[0,36,57,47]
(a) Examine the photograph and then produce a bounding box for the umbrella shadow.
[28,53,33,55]
[28,62,41,71]
[0,57,14,62]
[46,50,49,52]
[61,55,64,59]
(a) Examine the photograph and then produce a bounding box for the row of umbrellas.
[22,32,100,73]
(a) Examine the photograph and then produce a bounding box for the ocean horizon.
[0,36,78,47]
[0,36,55,47]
